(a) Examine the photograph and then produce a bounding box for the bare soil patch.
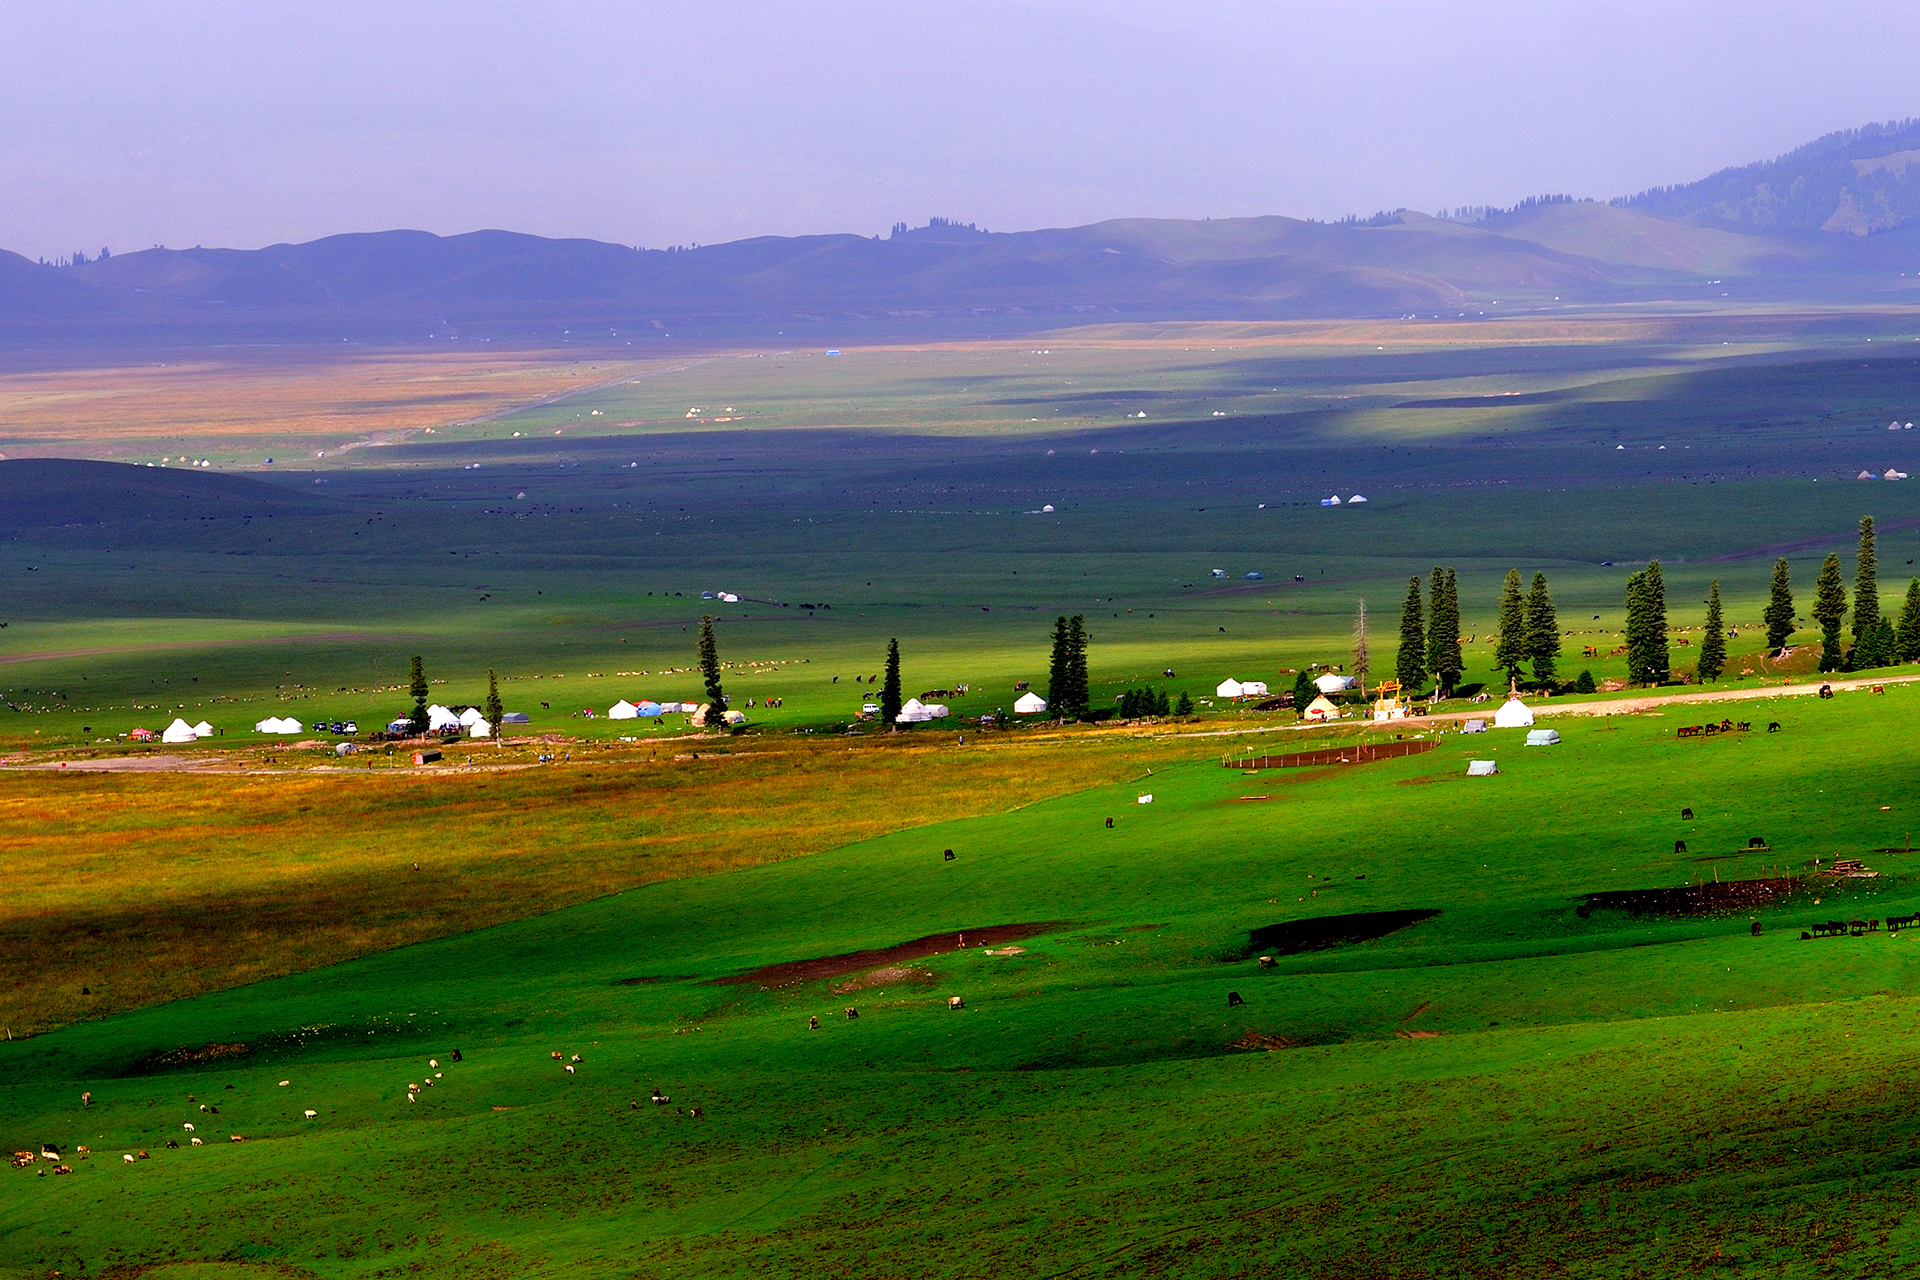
[710,922,1062,990]
[1577,876,1800,918]
[1227,741,1435,770]
[1241,909,1440,960]
[831,965,935,994]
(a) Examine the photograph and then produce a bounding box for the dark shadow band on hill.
[707,922,1064,991]
[1239,909,1440,960]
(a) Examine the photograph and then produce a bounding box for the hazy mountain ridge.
[1619,119,1920,234]
[7,123,1920,346]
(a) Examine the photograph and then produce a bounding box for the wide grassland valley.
[4,306,1920,1275]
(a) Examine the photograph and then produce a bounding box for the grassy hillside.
[5,685,1920,1275]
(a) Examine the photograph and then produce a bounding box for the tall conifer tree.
[1046,616,1071,718]
[1697,581,1726,683]
[484,668,504,736]
[880,639,903,726]
[1525,572,1559,685]
[1813,553,1847,672]
[1493,569,1526,684]
[1064,615,1090,720]
[1395,576,1427,692]
[698,616,726,720]
[1855,515,1880,639]
[1427,567,1462,695]
[408,655,429,734]
[1764,558,1796,652]
[1350,600,1370,690]
[1896,579,1920,663]
[1625,560,1670,685]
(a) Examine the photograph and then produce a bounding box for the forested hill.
[1618,119,1920,235]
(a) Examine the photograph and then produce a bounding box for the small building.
[412,749,443,765]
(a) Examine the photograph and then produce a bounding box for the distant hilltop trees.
[41,248,110,268]
[889,218,988,239]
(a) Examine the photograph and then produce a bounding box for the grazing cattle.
[1681,808,1694,820]
[135,1150,149,1160]
[451,1049,463,1061]
[1889,914,1920,932]
[229,1135,244,1143]
[123,1154,134,1164]
[41,1144,60,1160]
[81,1091,90,1107]
[571,1054,582,1062]
[1106,817,1114,829]
[191,1138,202,1146]
[1675,840,1687,854]
[75,1146,88,1156]
[165,1140,178,1149]
[1735,721,1751,732]
[845,1006,859,1020]
[1258,955,1276,968]
[808,1016,819,1030]
[1678,726,1701,738]
[429,1059,439,1068]
[1227,991,1246,1007]
[52,1164,71,1175]
[944,849,955,861]
[1768,721,1781,733]
[1750,921,1763,936]
[631,1100,640,1109]
[565,1064,575,1074]
[304,1110,318,1119]
[651,1088,670,1105]
[550,1051,563,1060]
[689,1106,703,1119]
[948,996,964,1010]
[10,1152,33,1168]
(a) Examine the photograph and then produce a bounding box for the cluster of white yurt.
[253,716,302,734]
[607,699,681,719]
[162,718,218,743]
[895,698,951,723]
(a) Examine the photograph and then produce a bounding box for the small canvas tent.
[636,701,662,717]
[1314,673,1354,695]
[1216,679,1245,699]
[1013,691,1048,714]
[162,718,197,744]
[1525,728,1560,746]
[1239,681,1269,697]
[1462,719,1487,734]
[467,718,493,738]
[501,712,530,724]
[426,705,461,731]
[1466,760,1499,776]
[607,700,639,720]
[1493,695,1535,729]
[191,721,214,737]
[387,719,412,734]
[1302,694,1342,721]
[723,710,748,726]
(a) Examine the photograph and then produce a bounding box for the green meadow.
[7,316,1920,1273]
[5,685,1920,1275]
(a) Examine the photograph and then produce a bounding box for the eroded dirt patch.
[831,965,935,995]
[711,922,1063,990]
[1240,909,1440,959]
[1578,876,1800,918]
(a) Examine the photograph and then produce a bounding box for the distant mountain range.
[7,123,1920,347]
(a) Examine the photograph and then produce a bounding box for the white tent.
[1493,695,1535,729]
[426,704,461,731]
[162,718,197,744]
[1525,728,1560,746]
[1314,673,1354,694]
[1303,694,1342,721]
[1215,679,1245,698]
[1467,759,1499,776]
[1462,719,1487,734]
[723,709,748,725]
[607,700,640,720]
[1349,494,1368,503]
[1014,691,1048,714]
[897,698,948,723]
[255,716,302,734]
[387,719,411,734]
[458,707,486,727]
[467,718,493,738]
[1240,681,1270,697]
[191,721,214,737]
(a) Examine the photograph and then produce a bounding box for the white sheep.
[190,1138,202,1146]
[122,1153,134,1164]
[278,1079,290,1087]
[429,1059,439,1068]
[304,1109,317,1119]
[183,1122,194,1131]
[565,1064,575,1074]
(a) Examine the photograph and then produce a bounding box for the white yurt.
[1314,673,1354,695]
[607,700,639,720]
[1216,679,1245,699]
[191,721,214,737]
[1303,694,1342,721]
[427,705,462,731]
[467,718,493,738]
[896,698,933,723]
[458,707,486,727]
[1240,680,1270,697]
[1493,694,1535,729]
[1013,691,1048,714]
[162,718,197,744]
[255,716,302,734]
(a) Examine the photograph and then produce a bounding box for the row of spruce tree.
[1764,516,1920,673]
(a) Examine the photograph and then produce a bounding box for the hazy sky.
[5,1,1919,258]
